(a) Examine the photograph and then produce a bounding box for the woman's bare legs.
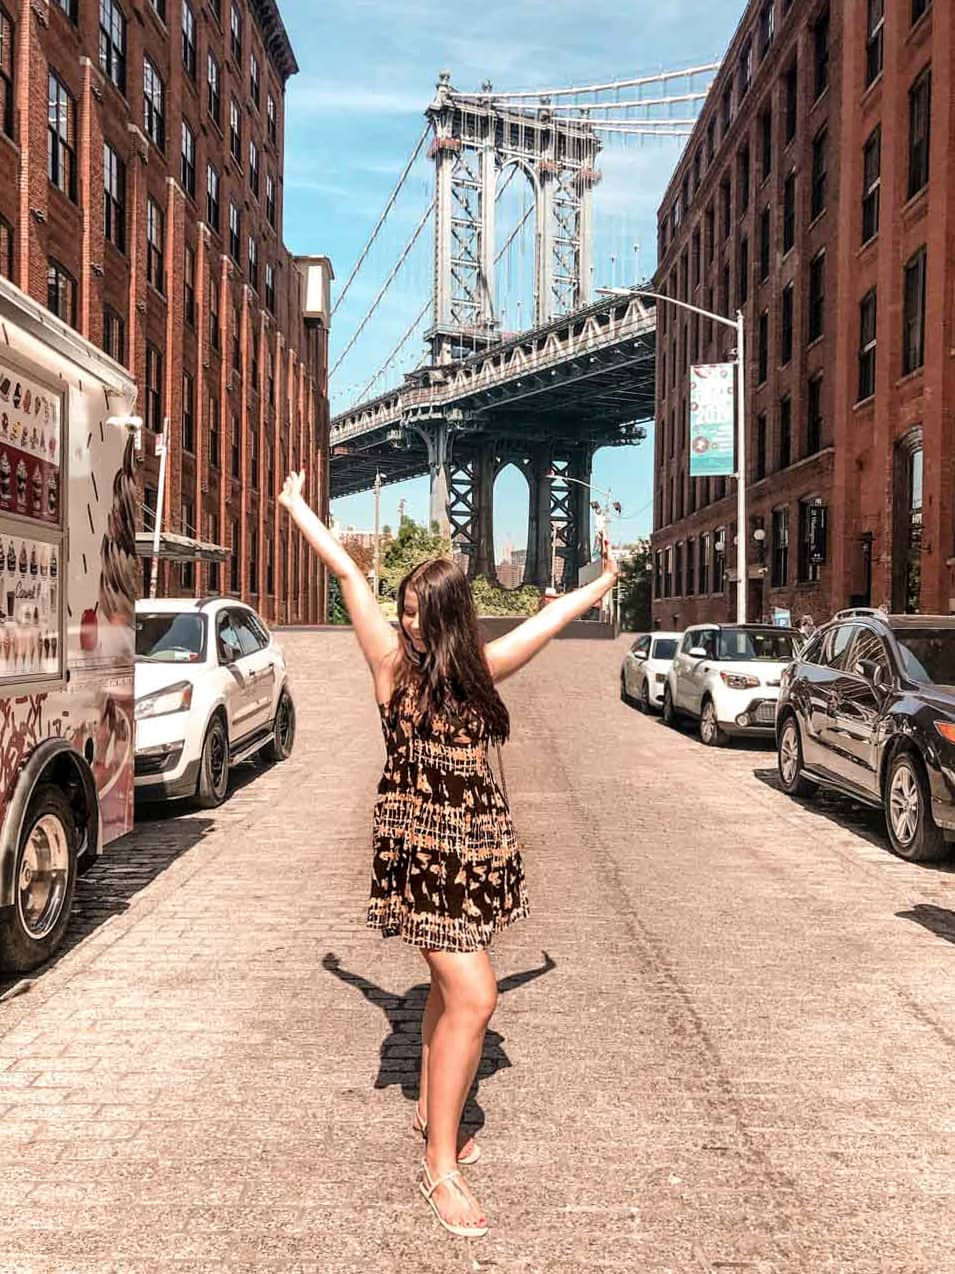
[418,976,478,1160]
[421,948,497,1228]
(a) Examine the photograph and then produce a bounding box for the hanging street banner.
[688,363,735,477]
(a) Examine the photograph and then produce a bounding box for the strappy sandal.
[413,1103,481,1166]
[419,1159,489,1238]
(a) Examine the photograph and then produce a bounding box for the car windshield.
[717,628,797,662]
[652,639,678,660]
[894,630,955,687]
[136,612,207,662]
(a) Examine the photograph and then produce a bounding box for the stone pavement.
[1,630,955,1273]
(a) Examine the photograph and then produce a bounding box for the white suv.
[663,624,800,746]
[134,598,295,805]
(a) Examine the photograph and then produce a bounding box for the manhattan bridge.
[330,65,719,588]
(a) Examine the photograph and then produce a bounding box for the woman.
[280,471,618,1238]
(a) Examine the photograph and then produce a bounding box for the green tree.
[617,541,652,632]
[471,575,541,616]
[380,517,451,597]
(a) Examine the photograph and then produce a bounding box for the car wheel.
[662,684,677,727]
[884,751,947,863]
[700,698,729,747]
[195,715,230,809]
[777,715,818,798]
[619,671,631,705]
[265,690,296,762]
[639,680,651,713]
[0,784,77,973]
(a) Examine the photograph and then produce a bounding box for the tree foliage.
[617,541,652,632]
[380,518,451,597]
[471,575,541,616]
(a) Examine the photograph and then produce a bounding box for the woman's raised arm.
[279,471,398,673]
[485,541,618,683]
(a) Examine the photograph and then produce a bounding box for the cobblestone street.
[2,631,955,1273]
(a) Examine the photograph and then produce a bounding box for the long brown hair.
[395,557,509,741]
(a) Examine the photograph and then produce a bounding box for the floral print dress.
[366,682,529,952]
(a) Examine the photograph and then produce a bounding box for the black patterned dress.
[366,683,529,952]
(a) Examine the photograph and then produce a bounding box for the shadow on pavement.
[753,765,889,850]
[896,903,955,943]
[322,950,556,1135]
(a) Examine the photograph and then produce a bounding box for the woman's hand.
[600,531,618,580]
[279,470,306,511]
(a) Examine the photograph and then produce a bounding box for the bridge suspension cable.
[450,64,721,101]
[331,199,435,378]
[330,123,430,319]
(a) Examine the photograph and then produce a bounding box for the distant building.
[496,540,527,589]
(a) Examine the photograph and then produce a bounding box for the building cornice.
[249,0,299,82]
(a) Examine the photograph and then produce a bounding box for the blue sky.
[277,0,745,554]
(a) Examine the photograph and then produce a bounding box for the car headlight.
[135,681,194,720]
[720,672,760,690]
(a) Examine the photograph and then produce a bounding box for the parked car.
[776,609,955,863]
[663,624,801,746]
[620,631,681,711]
[134,598,295,807]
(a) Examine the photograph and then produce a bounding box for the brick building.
[651,0,950,628]
[0,0,331,623]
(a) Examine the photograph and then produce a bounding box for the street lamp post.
[603,287,748,624]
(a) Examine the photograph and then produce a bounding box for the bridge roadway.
[2,631,955,1270]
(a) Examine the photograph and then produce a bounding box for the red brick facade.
[0,0,329,624]
[652,0,952,628]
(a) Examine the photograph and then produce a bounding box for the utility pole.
[372,470,382,601]
[149,418,169,600]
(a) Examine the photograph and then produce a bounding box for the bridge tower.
[427,73,601,365]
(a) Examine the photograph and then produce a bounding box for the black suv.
[775,609,955,863]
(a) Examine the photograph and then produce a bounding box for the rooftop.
[250,0,299,81]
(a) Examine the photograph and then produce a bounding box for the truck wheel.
[265,690,295,762]
[885,751,948,863]
[0,785,77,973]
[700,698,729,747]
[195,715,230,809]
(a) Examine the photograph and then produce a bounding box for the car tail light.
[720,672,760,690]
[934,722,955,744]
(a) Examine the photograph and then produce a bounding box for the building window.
[912,0,930,21]
[103,305,125,362]
[248,235,258,289]
[48,72,77,201]
[267,92,277,144]
[208,394,220,468]
[866,0,884,88]
[0,9,12,145]
[207,513,221,592]
[861,127,881,243]
[738,144,750,212]
[721,179,731,239]
[55,0,78,20]
[209,271,220,351]
[755,412,767,480]
[181,1,197,78]
[181,499,195,590]
[266,171,276,227]
[146,198,165,293]
[249,139,259,197]
[782,170,796,253]
[231,303,241,371]
[759,0,775,56]
[230,1,242,62]
[858,288,877,400]
[759,107,772,181]
[738,40,752,99]
[902,247,926,375]
[231,413,240,477]
[798,500,826,583]
[713,532,725,593]
[143,56,165,150]
[738,237,749,306]
[265,261,275,313]
[149,0,166,22]
[698,535,709,595]
[0,215,12,280]
[779,395,792,469]
[807,374,823,454]
[229,202,241,262]
[250,423,259,489]
[145,342,163,430]
[182,371,195,453]
[908,68,931,199]
[704,205,714,265]
[810,128,827,219]
[812,8,829,99]
[808,251,825,341]
[181,120,196,198]
[686,539,696,595]
[250,325,259,384]
[758,310,769,383]
[47,259,76,326]
[98,0,126,94]
[784,59,797,142]
[206,163,220,231]
[674,542,684,597]
[230,98,241,163]
[772,507,789,587]
[780,283,793,364]
[184,243,196,326]
[893,435,923,613]
[758,206,770,280]
[250,50,260,107]
[103,141,126,251]
[230,519,240,592]
[207,51,221,127]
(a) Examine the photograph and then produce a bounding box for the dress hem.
[366,898,529,953]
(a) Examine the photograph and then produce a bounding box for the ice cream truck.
[0,275,139,973]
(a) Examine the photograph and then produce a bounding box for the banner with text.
[689,363,735,477]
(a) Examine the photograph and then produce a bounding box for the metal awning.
[135,532,230,563]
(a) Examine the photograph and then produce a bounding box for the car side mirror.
[689,646,708,659]
[220,641,239,665]
[635,650,648,661]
